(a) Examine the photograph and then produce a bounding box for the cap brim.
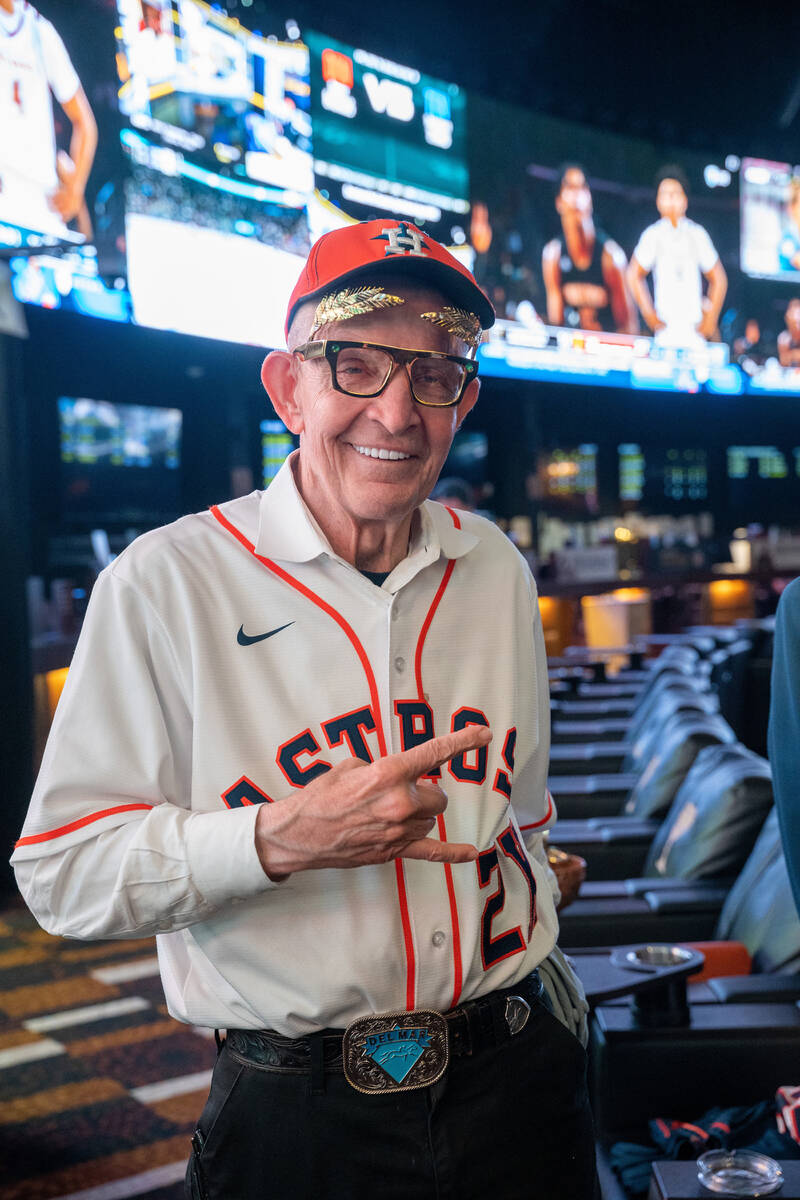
[288,255,495,334]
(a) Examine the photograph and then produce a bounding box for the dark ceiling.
[275,0,799,161]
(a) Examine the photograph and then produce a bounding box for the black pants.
[185,1000,597,1200]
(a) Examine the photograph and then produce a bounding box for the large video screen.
[530,444,599,516]
[617,444,708,507]
[5,5,800,399]
[2,0,130,320]
[58,395,182,519]
[305,31,469,245]
[115,0,312,346]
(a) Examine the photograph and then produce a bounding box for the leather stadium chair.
[549,679,719,770]
[551,652,715,743]
[707,637,756,743]
[559,806,795,963]
[552,742,773,882]
[576,810,800,1141]
[551,665,708,720]
[548,710,735,822]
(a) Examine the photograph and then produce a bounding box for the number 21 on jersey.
[476,822,537,969]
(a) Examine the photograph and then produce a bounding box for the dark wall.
[23,307,267,569]
[1,333,33,893]
[20,307,800,563]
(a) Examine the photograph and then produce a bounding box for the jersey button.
[432,930,446,948]
[394,656,406,673]
[391,605,400,620]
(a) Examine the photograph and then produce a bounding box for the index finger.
[384,725,493,784]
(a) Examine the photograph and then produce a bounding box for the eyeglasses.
[293,340,479,408]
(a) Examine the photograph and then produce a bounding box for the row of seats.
[543,623,800,1193]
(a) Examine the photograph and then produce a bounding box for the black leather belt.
[226,970,544,1086]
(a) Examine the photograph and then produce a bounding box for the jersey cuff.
[184,805,277,907]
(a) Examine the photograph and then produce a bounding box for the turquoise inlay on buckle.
[343,1009,449,1094]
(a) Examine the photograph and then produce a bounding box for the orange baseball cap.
[285,219,495,338]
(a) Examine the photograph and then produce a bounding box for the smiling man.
[12,219,596,1199]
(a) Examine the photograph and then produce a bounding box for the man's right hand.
[254,725,492,880]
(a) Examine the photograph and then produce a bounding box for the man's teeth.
[352,445,412,460]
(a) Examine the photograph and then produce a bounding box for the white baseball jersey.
[0,1,79,235]
[633,216,718,331]
[12,456,557,1036]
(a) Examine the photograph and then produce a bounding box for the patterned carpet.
[0,897,216,1199]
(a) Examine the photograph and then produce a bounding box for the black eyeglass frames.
[293,340,478,408]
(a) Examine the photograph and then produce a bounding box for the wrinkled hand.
[255,725,492,880]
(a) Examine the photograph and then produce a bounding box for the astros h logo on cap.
[284,219,496,341]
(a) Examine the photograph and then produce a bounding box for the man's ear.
[261,351,304,434]
[455,376,480,430]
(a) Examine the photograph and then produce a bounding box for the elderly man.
[12,219,596,1199]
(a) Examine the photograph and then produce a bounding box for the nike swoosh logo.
[237,622,295,646]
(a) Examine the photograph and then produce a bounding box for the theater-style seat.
[575,811,800,1141]
[548,710,735,822]
[549,680,719,771]
[560,808,799,975]
[553,743,773,881]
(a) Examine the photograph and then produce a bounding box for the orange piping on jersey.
[15,803,154,848]
[414,504,463,1007]
[210,506,387,754]
[518,790,554,832]
[209,503,419,1008]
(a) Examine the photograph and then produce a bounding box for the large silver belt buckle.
[343,1009,449,1094]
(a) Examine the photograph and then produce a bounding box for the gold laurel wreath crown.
[420,307,482,350]
[310,289,483,351]
[311,287,404,336]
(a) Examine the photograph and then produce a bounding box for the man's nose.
[365,363,420,433]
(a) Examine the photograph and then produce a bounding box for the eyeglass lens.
[334,346,466,406]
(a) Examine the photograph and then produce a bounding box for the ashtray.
[624,945,695,969]
[697,1149,784,1195]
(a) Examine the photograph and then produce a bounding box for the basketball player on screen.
[542,164,637,334]
[0,0,97,241]
[628,165,727,350]
[777,178,800,274]
[777,298,800,368]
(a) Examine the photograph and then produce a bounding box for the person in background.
[430,475,475,511]
[777,297,800,368]
[628,165,727,350]
[0,0,97,240]
[542,163,636,334]
[778,177,800,274]
[733,317,771,375]
[768,576,800,919]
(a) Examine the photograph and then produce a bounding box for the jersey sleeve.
[509,567,559,906]
[768,578,800,919]
[693,222,719,273]
[37,14,81,104]
[11,567,275,941]
[632,223,657,272]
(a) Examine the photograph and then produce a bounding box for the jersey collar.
[254,452,480,567]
